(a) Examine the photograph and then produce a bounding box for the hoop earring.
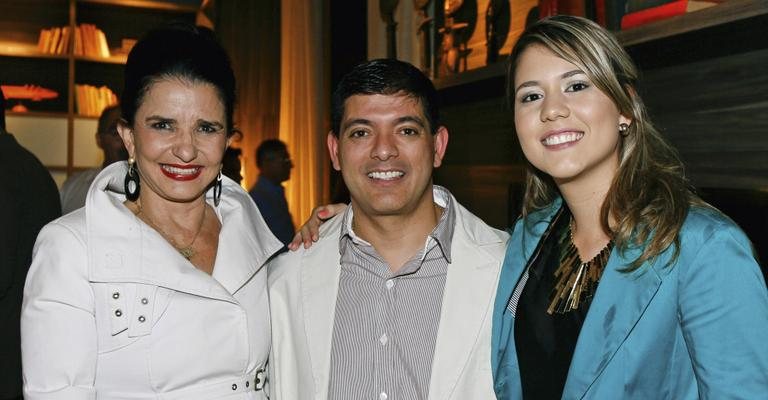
[213,170,223,206]
[124,157,140,201]
[619,123,630,137]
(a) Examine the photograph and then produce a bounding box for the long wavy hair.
[507,15,707,269]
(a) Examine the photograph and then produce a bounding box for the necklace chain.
[547,217,613,315]
[136,203,206,260]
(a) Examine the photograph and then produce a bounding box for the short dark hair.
[331,59,439,136]
[256,139,288,167]
[97,104,121,135]
[121,23,236,136]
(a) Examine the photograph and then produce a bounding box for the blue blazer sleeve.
[676,215,768,398]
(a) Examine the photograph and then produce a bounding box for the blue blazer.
[492,198,768,399]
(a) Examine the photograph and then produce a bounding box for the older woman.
[21,24,282,399]
[492,15,768,399]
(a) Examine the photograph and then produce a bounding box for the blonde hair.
[507,15,706,269]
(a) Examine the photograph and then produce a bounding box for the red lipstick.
[160,164,203,181]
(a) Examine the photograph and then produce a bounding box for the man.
[0,88,61,400]
[59,104,127,214]
[222,146,244,185]
[268,59,508,399]
[249,139,295,245]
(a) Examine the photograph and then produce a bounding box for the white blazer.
[21,162,283,400]
[268,194,509,400]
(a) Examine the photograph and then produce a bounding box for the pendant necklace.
[136,203,206,260]
[547,217,613,315]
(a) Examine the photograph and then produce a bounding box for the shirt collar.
[339,185,456,263]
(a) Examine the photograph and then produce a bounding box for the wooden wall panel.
[640,48,768,189]
[434,164,525,229]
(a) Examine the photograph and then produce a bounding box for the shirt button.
[379,333,388,346]
[231,383,237,390]
[379,391,388,400]
[141,298,149,305]
[114,309,122,317]
[138,315,146,323]
[385,279,394,289]
[112,292,120,299]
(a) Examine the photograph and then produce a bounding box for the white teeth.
[543,132,583,146]
[163,165,199,175]
[367,170,404,180]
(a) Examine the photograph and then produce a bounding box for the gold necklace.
[136,203,206,260]
[547,218,613,315]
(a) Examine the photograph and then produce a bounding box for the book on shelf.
[36,26,71,55]
[538,0,588,18]
[603,0,629,30]
[625,0,677,13]
[34,22,121,59]
[620,0,723,29]
[75,84,118,117]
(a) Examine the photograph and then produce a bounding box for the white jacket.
[21,162,283,400]
[267,192,510,400]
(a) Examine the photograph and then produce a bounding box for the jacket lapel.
[564,247,662,399]
[300,221,343,399]
[211,184,283,294]
[428,205,507,400]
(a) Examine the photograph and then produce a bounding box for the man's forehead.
[342,93,426,120]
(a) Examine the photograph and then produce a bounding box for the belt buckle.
[254,368,265,391]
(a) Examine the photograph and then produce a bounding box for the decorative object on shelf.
[0,84,58,112]
[438,0,473,76]
[485,0,510,65]
[380,0,401,58]
[414,0,434,76]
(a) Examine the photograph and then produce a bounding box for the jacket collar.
[85,162,283,302]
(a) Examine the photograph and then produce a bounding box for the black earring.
[213,171,223,206]
[124,158,140,201]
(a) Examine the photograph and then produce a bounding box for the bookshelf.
[0,0,198,186]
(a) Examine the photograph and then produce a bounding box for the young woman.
[21,24,282,399]
[492,15,768,399]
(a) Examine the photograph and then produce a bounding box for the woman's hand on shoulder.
[287,203,347,251]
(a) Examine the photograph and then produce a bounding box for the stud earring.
[619,123,630,137]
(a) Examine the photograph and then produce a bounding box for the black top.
[514,206,594,400]
[0,133,61,397]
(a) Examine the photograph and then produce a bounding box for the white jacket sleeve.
[21,221,97,400]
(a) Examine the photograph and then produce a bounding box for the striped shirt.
[328,185,456,400]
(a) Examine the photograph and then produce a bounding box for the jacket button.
[231,384,237,390]
[141,298,149,305]
[138,315,146,323]
[112,292,120,299]
[114,309,122,317]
